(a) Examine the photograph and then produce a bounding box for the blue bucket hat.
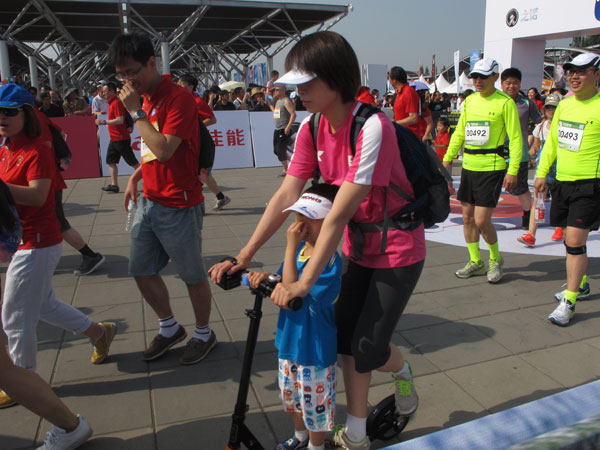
[0,84,35,108]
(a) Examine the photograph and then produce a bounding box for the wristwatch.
[132,109,146,122]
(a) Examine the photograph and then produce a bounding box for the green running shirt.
[444,89,522,175]
[536,92,600,182]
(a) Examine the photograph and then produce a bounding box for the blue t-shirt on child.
[275,243,341,368]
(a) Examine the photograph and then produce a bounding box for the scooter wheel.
[366,394,409,441]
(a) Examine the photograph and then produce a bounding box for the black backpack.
[48,124,72,171]
[197,117,215,171]
[309,103,451,260]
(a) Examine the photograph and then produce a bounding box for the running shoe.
[551,227,564,241]
[272,436,308,450]
[36,415,92,450]
[393,362,418,415]
[455,260,485,279]
[517,233,536,247]
[487,258,504,284]
[0,390,16,408]
[548,299,575,326]
[91,322,117,364]
[333,426,371,450]
[74,252,105,276]
[213,196,231,211]
[554,283,591,302]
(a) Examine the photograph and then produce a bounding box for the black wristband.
[222,256,238,265]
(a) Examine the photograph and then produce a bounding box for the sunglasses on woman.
[0,108,21,117]
[470,74,490,80]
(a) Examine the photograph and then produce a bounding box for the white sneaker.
[548,299,575,326]
[213,195,231,211]
[37,415,92,450]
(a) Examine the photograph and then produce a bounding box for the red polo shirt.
[107,96,130,141]
[0,135,62,249]
[393,84,420,136]
[194,95,215,122]
[141,75,202,208]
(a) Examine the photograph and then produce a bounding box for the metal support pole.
[160,41,170,75]
[48,65,56,90]
[0,40,10,82]
[28,55,39,89]
[266,56,273,76]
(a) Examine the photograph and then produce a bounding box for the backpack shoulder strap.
[309,112,322,184]
[350,103,380,156]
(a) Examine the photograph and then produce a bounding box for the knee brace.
[564,241,587,255]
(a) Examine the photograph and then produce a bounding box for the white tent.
[433,74,450,93]
[440,82,457,94]
[459,72,474,92]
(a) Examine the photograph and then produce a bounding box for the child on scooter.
[248,183,341,450]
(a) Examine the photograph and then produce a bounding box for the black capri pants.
[54,190,71,232]
[335,257,424,373]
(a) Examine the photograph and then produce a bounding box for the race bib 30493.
[557,120,585,152]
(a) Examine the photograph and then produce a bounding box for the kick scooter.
[216,258,409,449]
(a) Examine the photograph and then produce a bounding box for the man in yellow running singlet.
[535,53,600,326]
[443,58,522,284]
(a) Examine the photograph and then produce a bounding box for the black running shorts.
[106,139,139,167]
[549,179,600,230]
[457,168,505,207]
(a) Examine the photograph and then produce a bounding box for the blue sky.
[267,0,570,73]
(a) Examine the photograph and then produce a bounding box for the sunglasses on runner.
[470,74,490,80]
[567,67,598,77]
[0,108,21,117]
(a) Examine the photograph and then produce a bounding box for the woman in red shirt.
[0,84,116,408]
[0,179,92,447]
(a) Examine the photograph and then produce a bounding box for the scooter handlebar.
[216,259,302,311]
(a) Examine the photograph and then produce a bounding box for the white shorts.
[278,358,336,432]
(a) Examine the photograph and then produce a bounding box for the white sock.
[393,361,412,378]
[307,443,324,450]
[158,315,179,338]
[193,324,211,342]
[345,413,367,442]
[294,429,309,442]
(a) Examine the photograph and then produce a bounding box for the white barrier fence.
[98,110,310,176]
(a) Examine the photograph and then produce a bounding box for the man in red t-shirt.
[108,32,216,365]
[388,66,420,137]
[177,73,232,211]
[96,82,140,193]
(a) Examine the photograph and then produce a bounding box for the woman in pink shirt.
[210,32,425,450]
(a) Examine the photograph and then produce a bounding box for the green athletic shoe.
[455,260,486,279]
[333,426,371,450]
[487,258,504,284]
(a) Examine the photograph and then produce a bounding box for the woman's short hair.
[285,31,360,103]
[21,105,41,140]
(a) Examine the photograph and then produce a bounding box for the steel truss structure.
[1,0,349,92]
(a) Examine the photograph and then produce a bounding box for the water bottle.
[534,195,545,224]
[125,200,137,232]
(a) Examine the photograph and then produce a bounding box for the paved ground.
[1,166,599,450]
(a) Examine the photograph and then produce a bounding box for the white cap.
[282,192,333,219]
[469,58,499,77]
[563,53,600,70]
[275,68,317,85]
